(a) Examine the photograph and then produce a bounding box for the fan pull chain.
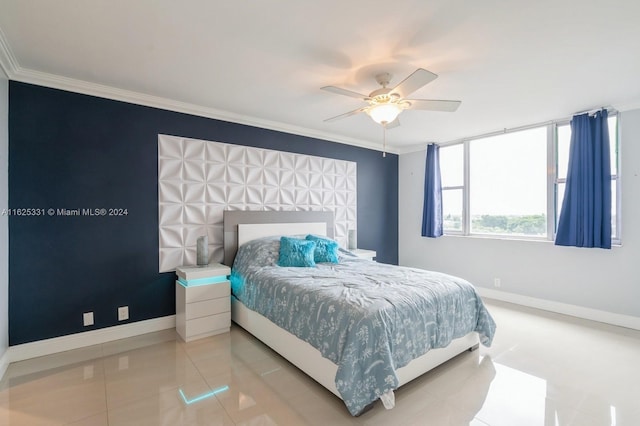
[382,124,387,158]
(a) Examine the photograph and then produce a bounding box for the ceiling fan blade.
[321,86,370,100]
[385,118,400,129]
[324,107,367,122]
[391,68,438,99]
[406,99,462,112]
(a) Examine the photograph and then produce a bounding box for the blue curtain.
[555,110,611,248]
[422,143,443,238]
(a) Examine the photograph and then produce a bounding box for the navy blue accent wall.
[8,81,398,345]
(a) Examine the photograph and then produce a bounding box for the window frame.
[440,142,466,235]
[438,112,621,243]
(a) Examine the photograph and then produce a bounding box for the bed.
[223,210,496,416]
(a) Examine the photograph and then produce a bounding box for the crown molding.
[614,100,640,113]
[0,25,399,156]
[0,26,17,79]
[14,67,399,154]
[394,99,640,156]
[396,143,430,155]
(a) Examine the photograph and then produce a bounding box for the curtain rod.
[573,105,614,115]
[437,106,616,147]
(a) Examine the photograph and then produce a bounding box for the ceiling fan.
[321,68,461,129]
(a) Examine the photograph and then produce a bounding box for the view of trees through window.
[471,214,546,235]
[441,126,547,237]
[443,213,546,235]
[469,126,547,237]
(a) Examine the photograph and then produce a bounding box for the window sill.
[442,233,622,247]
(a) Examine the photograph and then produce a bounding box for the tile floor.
[1,299,639,425]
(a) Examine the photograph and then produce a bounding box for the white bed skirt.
[231,296,479,401]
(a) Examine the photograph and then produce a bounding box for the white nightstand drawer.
[184,281,230,303]
[186,297,230,320]
[176,263,232,342]
[185,312,231,338]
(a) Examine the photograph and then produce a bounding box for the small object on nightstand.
[351,249,376,261]
[175,263,231,342]
[348,229,357,250]
[196,235,209,266]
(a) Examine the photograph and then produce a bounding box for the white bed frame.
[223,210,480,410]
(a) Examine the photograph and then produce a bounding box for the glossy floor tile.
[1,299,639,425]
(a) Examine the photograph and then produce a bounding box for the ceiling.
[1,0,639,154]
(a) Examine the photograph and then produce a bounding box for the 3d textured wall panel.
[158,135,357,272]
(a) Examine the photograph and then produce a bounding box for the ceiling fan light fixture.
[367,103,402,125]
[322,68,460,127]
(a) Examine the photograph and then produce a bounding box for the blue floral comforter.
[230,236,496,415]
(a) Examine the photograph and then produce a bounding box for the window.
[469,127,548,237]
[439,113,620,241]
[440,144,463,233]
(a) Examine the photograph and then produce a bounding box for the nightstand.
[351,249,377,260]
[175,263,231,342]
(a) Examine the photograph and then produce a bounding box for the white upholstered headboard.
[238,222,327,247]
[223,210,334,266]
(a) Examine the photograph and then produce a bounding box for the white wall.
[399,108,640,321]
[0,74,8,372]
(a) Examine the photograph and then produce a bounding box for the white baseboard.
[7,315,176,364]
[477,287,640,331]
[0,348,9,379]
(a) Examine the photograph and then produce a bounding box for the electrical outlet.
[83,312,94,326]
[494,278,501,288]
[118,306,129,321]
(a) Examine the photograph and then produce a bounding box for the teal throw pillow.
[278,236,316,267]
[305,235,339,264]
